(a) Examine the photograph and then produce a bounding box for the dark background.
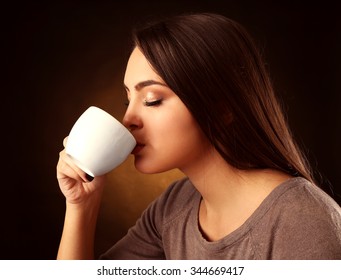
[2,0,340,259]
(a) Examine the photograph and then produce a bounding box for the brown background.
[2,0,340,259]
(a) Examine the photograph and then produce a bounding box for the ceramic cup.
[65,106,136,177]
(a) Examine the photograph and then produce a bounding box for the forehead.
[124,47,164,87]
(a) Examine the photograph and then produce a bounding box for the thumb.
[63,136,69,148]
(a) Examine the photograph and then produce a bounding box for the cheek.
[153,111,207,160]
[152,109,198,146]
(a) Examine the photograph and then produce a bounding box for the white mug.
[65,106,136,177]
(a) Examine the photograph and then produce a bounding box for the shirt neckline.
[190,177,307,251]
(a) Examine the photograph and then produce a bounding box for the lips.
[131,143,145,155]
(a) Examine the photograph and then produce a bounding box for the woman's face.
[123,47,211,174]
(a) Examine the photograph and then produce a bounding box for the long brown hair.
[132,13,314,182]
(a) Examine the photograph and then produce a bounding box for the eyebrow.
[124,80,167,92]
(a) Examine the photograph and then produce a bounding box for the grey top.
[100,177,341,259]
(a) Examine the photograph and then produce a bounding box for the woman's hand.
[56,137,107,259]
[56,137,106,205]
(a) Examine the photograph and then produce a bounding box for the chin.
[134,157,174,174]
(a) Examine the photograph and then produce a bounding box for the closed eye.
[144,99,162,107]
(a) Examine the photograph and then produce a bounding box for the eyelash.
[125,99,163,107]
[144,99,162,107]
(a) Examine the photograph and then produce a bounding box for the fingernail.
[86,174,94,182]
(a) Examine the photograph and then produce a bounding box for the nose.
[122,103,143,132]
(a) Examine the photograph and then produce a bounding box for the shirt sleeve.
[98,178,192,260]
[98,194,166,260]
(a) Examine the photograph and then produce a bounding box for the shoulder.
[273,177,341,221]
[153,177,199,220]
[161,177,198,204]
[134,177,199,229]
[134,177,199,241]
[139,177,198,223]
[262,177,341,259]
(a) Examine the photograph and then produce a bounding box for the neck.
[180,147,292,241]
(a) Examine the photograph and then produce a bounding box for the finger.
[63,136,69,148]
[58,150,92,183]
[61,137,94,182]
[57,152,83,182]
[85,174,94,182]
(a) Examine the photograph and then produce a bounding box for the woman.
[56,13,341,259]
